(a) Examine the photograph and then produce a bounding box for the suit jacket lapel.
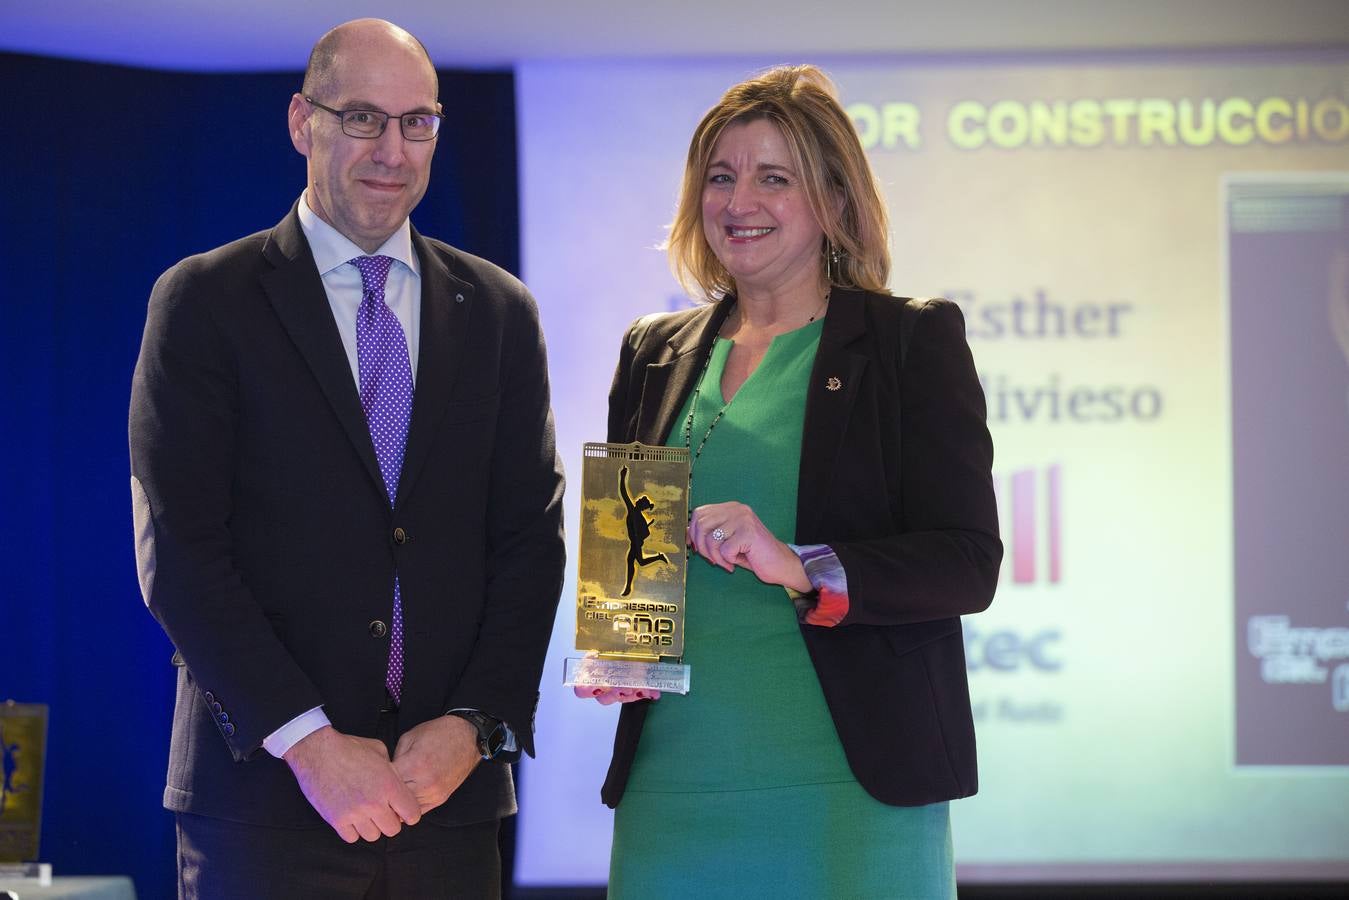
[797,289,870,540]
[260,208,386,499]
[395,228,474,509]
[634,301,733,445]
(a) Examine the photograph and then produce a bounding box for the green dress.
[609,320,955,900]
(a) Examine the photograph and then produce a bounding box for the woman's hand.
[687,501,812,592]
[572,686,660,705]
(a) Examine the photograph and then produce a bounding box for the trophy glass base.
[0,862,53,886]
[564,656,690,695]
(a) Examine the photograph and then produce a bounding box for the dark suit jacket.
[600,290,1001,808]
[129,207,566,827]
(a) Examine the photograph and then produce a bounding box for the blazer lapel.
[395,229,474,509]
[797,289,870,540]
[634,301,733,445]
[260,209,385,499]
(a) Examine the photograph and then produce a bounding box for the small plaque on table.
[0,700,48,868]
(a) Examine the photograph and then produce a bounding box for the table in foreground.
[0,876,135,900]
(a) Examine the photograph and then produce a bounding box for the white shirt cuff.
[263,706,331,758]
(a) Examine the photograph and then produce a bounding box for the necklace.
[681,340,731,469]
[682,288,830,470]
[808,288,831,323]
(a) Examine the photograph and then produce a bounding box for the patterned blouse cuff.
[785,543,850,627]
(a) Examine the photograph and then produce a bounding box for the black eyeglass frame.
[304,96,443,141]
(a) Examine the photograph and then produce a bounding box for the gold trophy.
[564,442,691,694]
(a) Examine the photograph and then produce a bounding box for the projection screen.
[514,50,1349,886]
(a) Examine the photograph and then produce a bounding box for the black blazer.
[600,290,1001,808]
[129,207,566,827]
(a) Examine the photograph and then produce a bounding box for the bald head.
[289,17,441,252]
[302,18,438,103]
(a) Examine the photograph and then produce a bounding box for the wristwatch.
[448,709,508,760]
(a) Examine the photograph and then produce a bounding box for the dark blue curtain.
[1,52,519,900]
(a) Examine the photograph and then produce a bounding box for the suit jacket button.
[212,702,223,714]
[393,527,407,544]
[204,691,216,703]
[217,712,230,724]
[369,620,388,638]
[222,723,236,736]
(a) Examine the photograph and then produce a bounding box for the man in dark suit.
[129,18,565,899]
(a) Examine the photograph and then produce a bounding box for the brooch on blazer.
[825,376,843,392]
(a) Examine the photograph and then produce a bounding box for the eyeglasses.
[305,96,442,141]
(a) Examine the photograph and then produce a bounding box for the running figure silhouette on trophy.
[619,466,670,597]
[0,725,22,815]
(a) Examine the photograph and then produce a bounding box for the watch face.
[460,712,505,759]
[482,720,506,758]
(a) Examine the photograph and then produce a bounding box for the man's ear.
[288,94,312,157]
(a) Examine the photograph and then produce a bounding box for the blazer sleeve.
[443,281,566,756]
[828,298,1002,626]
[129,262,324,760]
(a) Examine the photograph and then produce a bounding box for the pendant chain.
[680,305,736,478]
[678,338,725,558]
[681,341,732,472]
[681,289,829,479]
[807,287,831,323]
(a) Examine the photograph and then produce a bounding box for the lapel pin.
[825,376,843,392]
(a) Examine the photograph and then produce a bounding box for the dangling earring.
[828,242,841,283]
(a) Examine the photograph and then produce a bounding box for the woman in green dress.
[578,65,1002,899]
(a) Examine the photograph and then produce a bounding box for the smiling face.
[288,23,439,253]
[700,117,826,299]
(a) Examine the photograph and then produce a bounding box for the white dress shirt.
[298,189,422,382]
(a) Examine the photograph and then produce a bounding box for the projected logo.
[1246,615,1349,700]
[994,463,1062,585]
[1240,612,1349,762]
[967,464,1064,688]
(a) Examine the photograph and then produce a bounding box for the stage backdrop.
[515,50,1349,885]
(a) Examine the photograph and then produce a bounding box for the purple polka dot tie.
[351,255,412,705]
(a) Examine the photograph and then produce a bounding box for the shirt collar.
[296,190,420,278]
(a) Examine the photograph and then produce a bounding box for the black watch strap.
[448,709,507,760]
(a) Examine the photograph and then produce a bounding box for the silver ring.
[711,527,727,543]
